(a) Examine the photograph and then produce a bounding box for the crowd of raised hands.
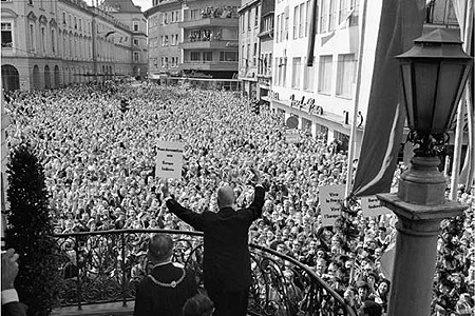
[4,81,474,315]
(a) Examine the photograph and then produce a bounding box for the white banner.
[319,184,345,227]
[155,141,184,179]
[360,195,392,217]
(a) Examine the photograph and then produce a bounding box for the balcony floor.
[53,302,134,316]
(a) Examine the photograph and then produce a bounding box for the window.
[280,13,285,41]
[133,39,138,45]
[190,9,199,20]
[190,51,200,61]
[318,55,333,94]
[303,59,315,92]
[51,29,55,54]
[164,35,168,45]
[276,15,280,42]
[220,51,238,61]
[329,0,337,31]
[203,51,212,61]
[30,24,35,52]
[255,6,259,26]
[293,6,298,39]
[1,22,13,47]
[133,22,139,31]
[79,19,82,31]
[282,57,287,86]
[299,3,305,38]
[41,27,46,54]
[284,11,289,40]
[247,10,251,30]
[292,57,302,88]
[63,12,67,25]
[336,54,355,98]
[305,1,311,36]
[319,0,328,33]
[74,17,77,29]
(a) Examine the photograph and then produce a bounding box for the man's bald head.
[217,185,235,209]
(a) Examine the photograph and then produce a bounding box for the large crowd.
[4,81,474,315]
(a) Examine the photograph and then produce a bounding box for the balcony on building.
[179,61,238,72]
[179,39,238,50]
[179,17,238,29]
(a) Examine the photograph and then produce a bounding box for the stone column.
[377,156,467,316]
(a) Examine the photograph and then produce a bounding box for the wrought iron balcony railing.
[54,229,356,316]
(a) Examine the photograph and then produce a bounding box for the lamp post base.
[378,186,467,316]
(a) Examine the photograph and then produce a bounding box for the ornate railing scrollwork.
[54,230,355,316]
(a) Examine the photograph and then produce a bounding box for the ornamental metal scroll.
[54,230,355,316]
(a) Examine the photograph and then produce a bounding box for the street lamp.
[377,28,473,316]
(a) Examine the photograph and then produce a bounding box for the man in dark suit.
[2,248,27,316]
[161,168,265,316]
[134,234,198,316]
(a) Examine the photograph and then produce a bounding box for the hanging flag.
[351,0,425,197]
[306,0,317,66]
[380,241,396,280]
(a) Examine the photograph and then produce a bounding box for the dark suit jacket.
[134,262,198,316]
[166,186,265,291]
[2,302,28,316]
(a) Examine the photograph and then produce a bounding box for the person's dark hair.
[148,234,174,262]
[182,293,214,316]
[379,278,391,288]
[361,300,383,316]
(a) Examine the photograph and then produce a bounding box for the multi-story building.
[146,0,241,80]
[1,0,147,91]
[266,0,460,153]
[145,0,182,79]
[100,0,148,78]
[269,0,360,149]
[256,0,274,100]
[238,0,261,99]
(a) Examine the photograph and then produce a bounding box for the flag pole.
[345,0,369,197]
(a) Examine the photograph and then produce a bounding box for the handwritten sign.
[286,129,301,144]
[155,141,184,179]
[361,196,392,217]
[319,185,345,227]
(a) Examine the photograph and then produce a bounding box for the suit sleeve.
[2,302,28,316]
[244,186,265,223]
[165,199,207,231]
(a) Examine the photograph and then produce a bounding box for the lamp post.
[376,28,473,316]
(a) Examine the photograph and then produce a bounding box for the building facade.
[100,0,148,78]
[1,0,148,91]
[263,0,460,152]
[238,0,261,99]
[256,0,274,100]
[146,0,241,80]
[269,0,361,149]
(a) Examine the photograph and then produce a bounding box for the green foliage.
[5,144,61,316]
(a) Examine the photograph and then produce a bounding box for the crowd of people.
[4,81,474,316]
